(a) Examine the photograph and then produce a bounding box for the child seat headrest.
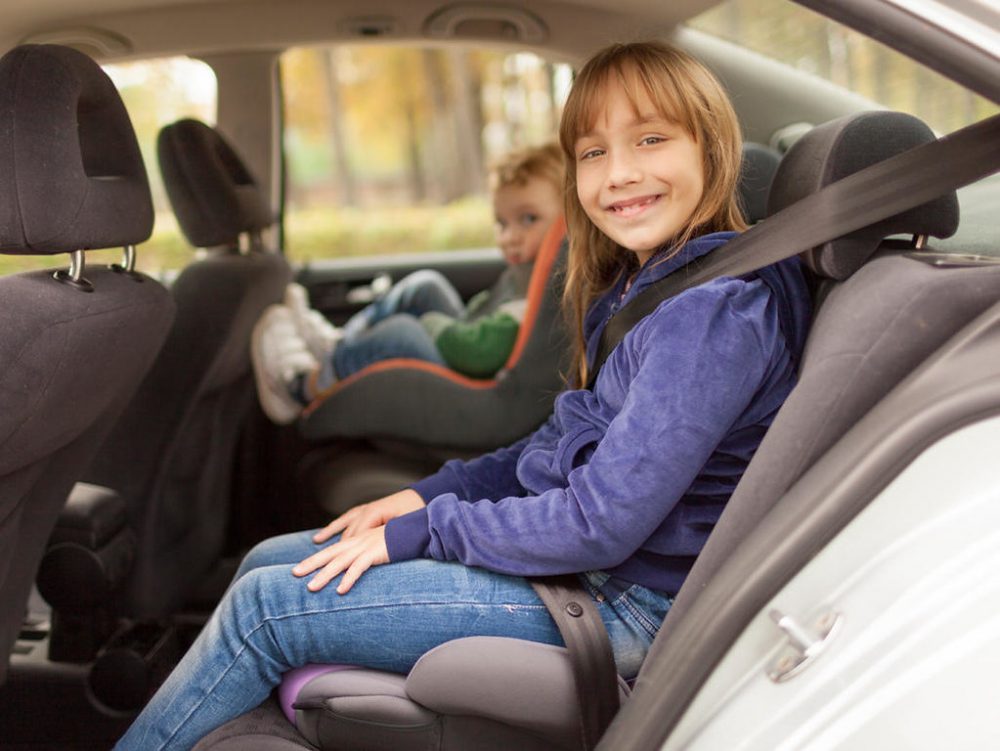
[767,111,959,280]
[158,118,273,249]
[0,44,153,255]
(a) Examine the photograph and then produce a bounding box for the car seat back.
[0,44,174,681]
[602,111,1000,746]
[84,118,291,618]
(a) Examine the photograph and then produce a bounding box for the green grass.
[0,199,496,278]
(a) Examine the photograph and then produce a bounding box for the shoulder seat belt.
[534,112,1000,749]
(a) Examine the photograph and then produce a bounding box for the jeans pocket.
[616,586,674,641]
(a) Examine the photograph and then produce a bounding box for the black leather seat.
[0,44,175,682]
[84,118,291,618]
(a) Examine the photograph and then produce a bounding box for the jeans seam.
[618,594,662,639]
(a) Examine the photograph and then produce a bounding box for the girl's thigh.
[227,559,563,675]
[233,529,327,580]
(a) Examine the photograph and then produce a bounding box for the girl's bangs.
[562,58,697,150]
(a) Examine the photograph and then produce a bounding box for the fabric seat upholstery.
[0,44,174,682]
[190,112,974,750]
[85,118,291,618]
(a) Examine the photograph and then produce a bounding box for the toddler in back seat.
[251,141,565,424]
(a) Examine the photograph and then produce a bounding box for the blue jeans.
[343,269,464,337]
[115,530,673,750]
[330,314,445,380]
[326,269,465,380]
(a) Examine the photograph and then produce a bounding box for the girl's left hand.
[292,526,389,594]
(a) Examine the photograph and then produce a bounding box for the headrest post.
[53,250,94,293]
[110,244,144,281]
[249,230,264,253]
[913,234,928,250]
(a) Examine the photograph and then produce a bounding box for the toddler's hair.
[490,141,565,194]
[558,41,748,386]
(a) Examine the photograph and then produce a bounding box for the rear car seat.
[188,111,990,750]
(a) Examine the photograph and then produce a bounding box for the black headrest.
[158,118,273,249]
[739,142,781,224]
[0,45,153,255]
[768,111,959,280]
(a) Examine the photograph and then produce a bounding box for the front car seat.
[84,118,292,618]
[0,44,174,681]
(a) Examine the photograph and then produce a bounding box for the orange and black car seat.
[299,216,570,451]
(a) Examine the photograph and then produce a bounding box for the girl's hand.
[313,488,426,543]
[293,526,389,594]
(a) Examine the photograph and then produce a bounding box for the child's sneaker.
[251,304,319,424]
[284,283,343,360]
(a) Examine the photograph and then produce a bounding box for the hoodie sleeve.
[387,279,787,572]
[409,433,535,504]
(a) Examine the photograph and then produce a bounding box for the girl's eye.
[495,219,507,230]
[578,148,604,161]
[519,213,539,227]
[640,135,666,146]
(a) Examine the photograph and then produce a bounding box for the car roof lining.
[4,0,717,63]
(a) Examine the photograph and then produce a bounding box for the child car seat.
[299,216,571,451]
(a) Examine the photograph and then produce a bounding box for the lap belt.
[532,114,1000,748]
[531,575,618,751]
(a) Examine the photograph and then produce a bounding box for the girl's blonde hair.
[559,41,747,386]
[490,141,565,194]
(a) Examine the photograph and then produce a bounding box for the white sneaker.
[251,304,319,425]
[284,283,343,360]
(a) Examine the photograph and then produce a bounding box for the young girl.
[251,142,564,424]
[116,41,810,750]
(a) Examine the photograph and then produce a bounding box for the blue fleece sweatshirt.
[385,231,812,595]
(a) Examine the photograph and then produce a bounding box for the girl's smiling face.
[574,84,705,264]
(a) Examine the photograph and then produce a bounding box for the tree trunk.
[448,49,486,196]
[321,48,359,207]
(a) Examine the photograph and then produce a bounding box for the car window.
[0,56,217,279]
[281,45,571,262]
[689,0,999,140]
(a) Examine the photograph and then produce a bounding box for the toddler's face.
[493,177,562,265]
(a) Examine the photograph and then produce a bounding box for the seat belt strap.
[531,575,619,750]
[587,113,1000,388]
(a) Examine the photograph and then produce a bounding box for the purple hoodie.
[385,231,811,594]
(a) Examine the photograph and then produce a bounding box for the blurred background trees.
[280,45,569,262]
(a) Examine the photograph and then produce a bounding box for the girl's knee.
[236,531,314,579]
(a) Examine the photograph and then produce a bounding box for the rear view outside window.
[0,56,217,278]
[689,0,998,136]
[107,57,218,275]
[282,45,571,262]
